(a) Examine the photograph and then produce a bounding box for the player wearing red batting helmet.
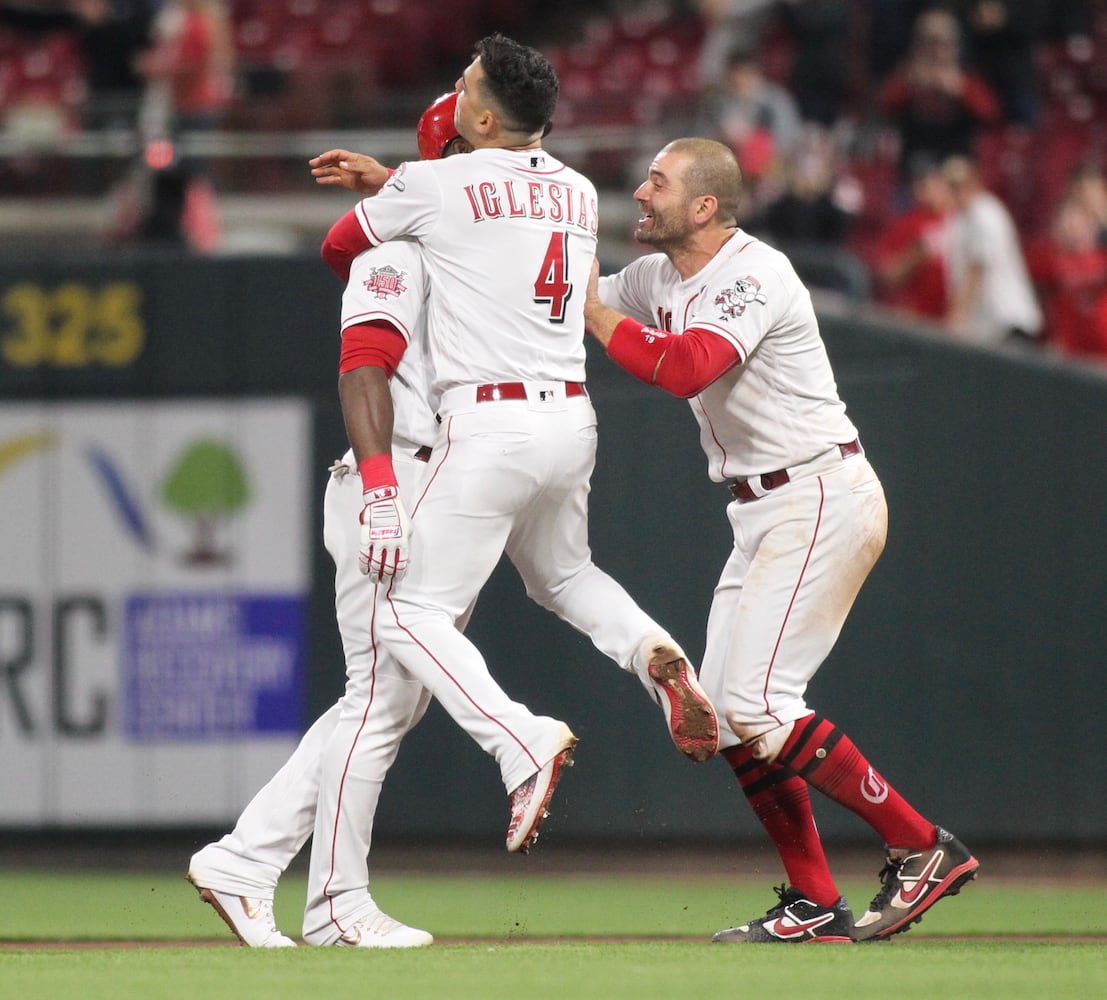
[416,87,551,162]
[309,35,718,858]
[416,91,463,160]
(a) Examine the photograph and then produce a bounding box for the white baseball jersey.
[340,238,438,452]
[599,231,858,481]
[349,146,598,394]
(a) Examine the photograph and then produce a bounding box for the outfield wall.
[1,253,1104,844]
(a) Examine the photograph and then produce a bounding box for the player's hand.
[585,258,601,304]
[583,258,605,340]
[310,149,390,195]
[359,484,412,580]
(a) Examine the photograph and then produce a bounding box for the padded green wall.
[2,255,1103,843]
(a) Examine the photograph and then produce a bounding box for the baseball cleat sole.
[647,650,719,762]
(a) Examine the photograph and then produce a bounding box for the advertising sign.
[0,399,310,824]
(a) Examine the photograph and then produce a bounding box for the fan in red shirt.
[1027,198,1107,363]
[877,9,1002,186]
[137,0,233,124]
[869,156,954,321]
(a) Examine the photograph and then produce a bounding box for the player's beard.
[634,203,693,251]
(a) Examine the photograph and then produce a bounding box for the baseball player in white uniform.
[187,82,715,948]
[584,138,979,944]
[184,95,471,952]
[301,37,718,942]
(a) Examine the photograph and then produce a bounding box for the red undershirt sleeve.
[339,321,407,376]
[321,209,375,282]
[607,317,742,397]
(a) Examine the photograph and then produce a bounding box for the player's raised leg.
[504,438,718,763]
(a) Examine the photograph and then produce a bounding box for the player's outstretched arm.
[309,149,391,195]
[584,260,740,397]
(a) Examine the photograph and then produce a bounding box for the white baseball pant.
[698,453,888,753]
[303,384,672,943]
[190,444,433,909]
[196,386,674,943]
[366,382,618,793]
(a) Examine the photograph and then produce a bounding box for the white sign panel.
[0,399,311,824]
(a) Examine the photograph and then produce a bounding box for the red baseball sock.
[723,744,841,907]
[776,714,936,850]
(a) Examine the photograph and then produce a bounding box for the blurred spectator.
[863,0,935,86]
[869,154,954,322]
[132,0,234,251]
[1064,160,1107,249]
[776,0,859,127]
[691,0,779,91]
[877,8,1003,186]
[1092,292,1107,366]
[942,153,1043,346]
[1057,0,1095,49]
[0,0,155,132]
[752,125,861,245]
[952,1,1049,128]
[698,40,802,210]
[136,0,233,142]
[1027,197,1107,362]
[748,126,870,299]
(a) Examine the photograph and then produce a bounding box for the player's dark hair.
[474,34,559,137]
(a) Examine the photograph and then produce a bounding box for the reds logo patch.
[715,276,768,319]
[362,265,408,300]
[860,766,889,804]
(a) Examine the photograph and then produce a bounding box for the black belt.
[413,446,432,463]
[729,439,862,503]
[475,381,587,402]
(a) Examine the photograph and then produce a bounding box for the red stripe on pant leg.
[760,480,826,721]
[412,416,453,516]
[386,578,541,773]
[323,580,382,938]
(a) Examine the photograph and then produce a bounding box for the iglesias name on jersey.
[351,147,598,395]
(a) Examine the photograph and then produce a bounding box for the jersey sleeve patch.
[714,275,769,320]
[359,263,410,300]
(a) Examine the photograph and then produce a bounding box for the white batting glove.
[359,484,412,580]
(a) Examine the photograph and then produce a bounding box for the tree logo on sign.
[161,439,251,566]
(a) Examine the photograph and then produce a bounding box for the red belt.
[729,439,862,503]
[475,382,587,402]
[413,446,433,462]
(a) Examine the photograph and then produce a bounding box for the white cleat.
[335,908,433,948]
[505,722,578,853]
[186,874,297,947]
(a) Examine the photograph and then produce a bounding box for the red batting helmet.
[416,91,460,161]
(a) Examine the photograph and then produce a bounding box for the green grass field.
[2,863,1105,1000]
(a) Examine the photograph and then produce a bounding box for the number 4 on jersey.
[533,232,572,323]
